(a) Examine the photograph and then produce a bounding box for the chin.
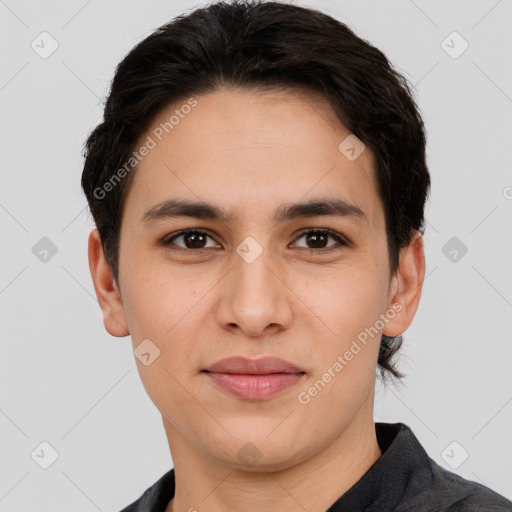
[209,430,311,473]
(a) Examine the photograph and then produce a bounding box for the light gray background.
[1,0,511,510]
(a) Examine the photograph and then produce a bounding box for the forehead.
[124,87,383,230]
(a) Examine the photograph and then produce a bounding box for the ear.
[383,230,425,337]
[88,228,129,337]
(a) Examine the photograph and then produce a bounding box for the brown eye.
[305,231,329,249]
[293,229,348,253]
[163,229,219,250]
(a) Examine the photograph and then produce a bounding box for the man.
[82,1,512,510]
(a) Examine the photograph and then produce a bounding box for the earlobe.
[383,231,425,337]
[88,228,130,337]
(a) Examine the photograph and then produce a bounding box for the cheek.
[293,269,383,410]
[120,246,194,339]
[297,262,387,340]
[122,264,203,416]
[121,254,212,389]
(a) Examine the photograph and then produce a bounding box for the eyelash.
[161,228,350,255]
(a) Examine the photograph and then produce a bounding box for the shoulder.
[380,423,512,511]
[118,468,175,512]
[436,466,512,511]
[400,457,512,511]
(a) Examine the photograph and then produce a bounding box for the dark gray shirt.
[120,422,512,511]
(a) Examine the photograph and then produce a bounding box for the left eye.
[293,229,347,251]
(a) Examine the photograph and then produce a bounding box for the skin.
[88,87,425,512]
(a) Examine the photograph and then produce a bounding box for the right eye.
[162,229,221,251]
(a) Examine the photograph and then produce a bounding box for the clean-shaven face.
[115,87,398,471]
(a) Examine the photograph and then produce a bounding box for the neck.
[164,411,381,512]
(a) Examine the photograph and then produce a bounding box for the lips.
[204,356,304,375]
[203,356,305,400]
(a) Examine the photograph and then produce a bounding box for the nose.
[215,242,293,338]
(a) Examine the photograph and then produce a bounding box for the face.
[91,87,423,472]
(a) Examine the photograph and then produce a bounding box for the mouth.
[203,356,306,400]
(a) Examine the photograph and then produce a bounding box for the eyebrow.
[141,198,367,225]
